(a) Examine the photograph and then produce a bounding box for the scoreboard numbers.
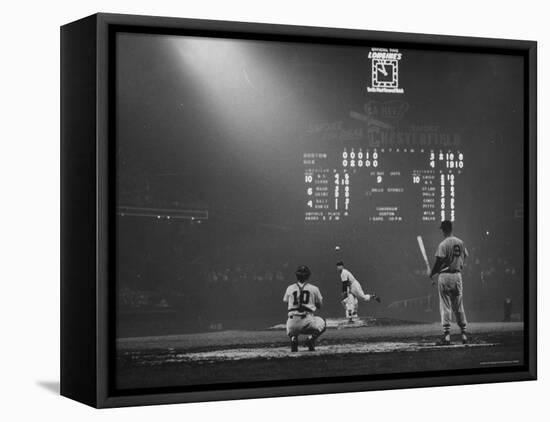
[304,148,464,224]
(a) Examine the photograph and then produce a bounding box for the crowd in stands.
[117,261,292,313]
[206,262,290,284]
[118,286,170,310]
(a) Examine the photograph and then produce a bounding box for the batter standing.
[429,220,468,345]
[283,265,326,352]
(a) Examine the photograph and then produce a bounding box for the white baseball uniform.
[340,268,372,301]
[283,282,326,337]
[340,268,372,319]
[435,236,468,331]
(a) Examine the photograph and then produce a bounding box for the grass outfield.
[116,321,524,390]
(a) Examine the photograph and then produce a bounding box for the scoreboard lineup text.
[303,148,464,224]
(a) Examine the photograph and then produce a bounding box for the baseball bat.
[416,235,431,274]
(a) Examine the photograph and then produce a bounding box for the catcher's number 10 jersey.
[283,282,323,313]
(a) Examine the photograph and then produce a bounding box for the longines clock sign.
[367,47,404,94]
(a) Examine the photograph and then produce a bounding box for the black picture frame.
[61,12,537,408]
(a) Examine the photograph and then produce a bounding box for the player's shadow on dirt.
[36,380,60,395]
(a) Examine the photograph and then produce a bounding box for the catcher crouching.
[283,265,327,352]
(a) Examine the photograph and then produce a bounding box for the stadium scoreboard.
[304,148,464,224]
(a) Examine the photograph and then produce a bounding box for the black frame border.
[88,12,536,408]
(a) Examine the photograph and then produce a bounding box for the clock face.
[377,63,394,82]
[372,59,398,87]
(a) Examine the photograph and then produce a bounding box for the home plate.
[141,341,498,365]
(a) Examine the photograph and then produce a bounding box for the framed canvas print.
[60,13,537,408]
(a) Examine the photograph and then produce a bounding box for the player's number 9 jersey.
[283,283,322,313]
[436,236,468,272]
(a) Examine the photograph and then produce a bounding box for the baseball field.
[116,320,524,390]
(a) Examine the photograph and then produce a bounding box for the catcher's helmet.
[295,265,311,281]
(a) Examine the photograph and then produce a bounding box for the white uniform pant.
[349,280,372,301]
[342,280,371,316]
[286,313,327,338]
[438,273,467,331]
